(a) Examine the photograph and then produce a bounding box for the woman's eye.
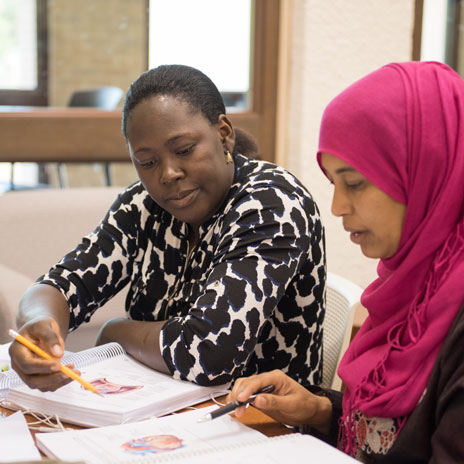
[140,160,156,168]
[176,145,194,155]
[346,181,364,190]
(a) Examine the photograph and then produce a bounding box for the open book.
[36,406,357,464]
[1,342,226,427]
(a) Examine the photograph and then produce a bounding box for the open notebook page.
[36,405,265,464]
[7,352,224,426]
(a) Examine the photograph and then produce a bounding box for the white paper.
[0,343,12,400]
[0,411,41,462]
[36,405,264,464]
[162,433,358,464]
[0,342,11,369]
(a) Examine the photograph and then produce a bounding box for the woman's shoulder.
[103,181,168,232]
[109,181,156,212]
[234,154,312,200]
[222,156,321,227]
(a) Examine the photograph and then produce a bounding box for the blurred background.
[0,0,461,289]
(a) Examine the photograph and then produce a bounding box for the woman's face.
[321,152,406,259]
[127,95,235,232]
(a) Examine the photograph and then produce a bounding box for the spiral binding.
[61,342,125,369]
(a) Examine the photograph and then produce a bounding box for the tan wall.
[48,0,147,106]
[277,0,416,289]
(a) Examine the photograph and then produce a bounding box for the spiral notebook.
[1,342,224,427]
[36,406,356,464]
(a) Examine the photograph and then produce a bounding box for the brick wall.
[47,0,146,186]
[48,0,147,106]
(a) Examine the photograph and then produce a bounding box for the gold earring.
[225,150,233,164]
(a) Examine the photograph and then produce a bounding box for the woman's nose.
[160,160,183,184]
[331,186,351,217]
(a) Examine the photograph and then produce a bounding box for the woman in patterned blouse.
[10,65,326,390]
[227,61,464,462]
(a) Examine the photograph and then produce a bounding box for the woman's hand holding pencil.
[8,325,102,396]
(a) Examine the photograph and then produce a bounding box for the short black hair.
[122,64,225,140]
[122,64,259,158]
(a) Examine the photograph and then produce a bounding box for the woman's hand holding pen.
[227,369,333,434]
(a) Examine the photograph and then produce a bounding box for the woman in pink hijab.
[227,61,464,462]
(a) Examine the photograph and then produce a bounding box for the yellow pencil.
[8,328,103,397]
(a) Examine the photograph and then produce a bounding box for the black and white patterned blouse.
[39,154,326,386]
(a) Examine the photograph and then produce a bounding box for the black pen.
[197,384,275,422]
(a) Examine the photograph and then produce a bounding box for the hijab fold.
[317,61,464,454]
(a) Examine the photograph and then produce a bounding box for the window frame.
[0,0,48,106]
[226,0,280,163]
[444,0,461,70]
[413,0,424,60]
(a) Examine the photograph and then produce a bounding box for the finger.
[252,392,271,409]
[27,319,65,358]
[233,404,248,418]
[248,393,295,426]
[253,382,320,427]
[228,375,263,403]
[236,370,288,401]
[10,343,62,375]
[231,371,284,403]
[10,353,62,385]
[64,364,81,377]
[21,370,74,392]
[9,359,82,392]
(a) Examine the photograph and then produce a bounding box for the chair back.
[67,86,123,110]
[63,86,124,186]
[322,272,363,390]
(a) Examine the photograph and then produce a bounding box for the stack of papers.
[0,411,41,462]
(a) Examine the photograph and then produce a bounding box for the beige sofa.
[0,187,128,351]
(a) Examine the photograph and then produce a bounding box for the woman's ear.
[217,114,235,152]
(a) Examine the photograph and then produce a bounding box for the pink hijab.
[317,61,464,453]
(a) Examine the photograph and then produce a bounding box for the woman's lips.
[344,226,366,245]
[350,231,364,244]
[165,188,199,208]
